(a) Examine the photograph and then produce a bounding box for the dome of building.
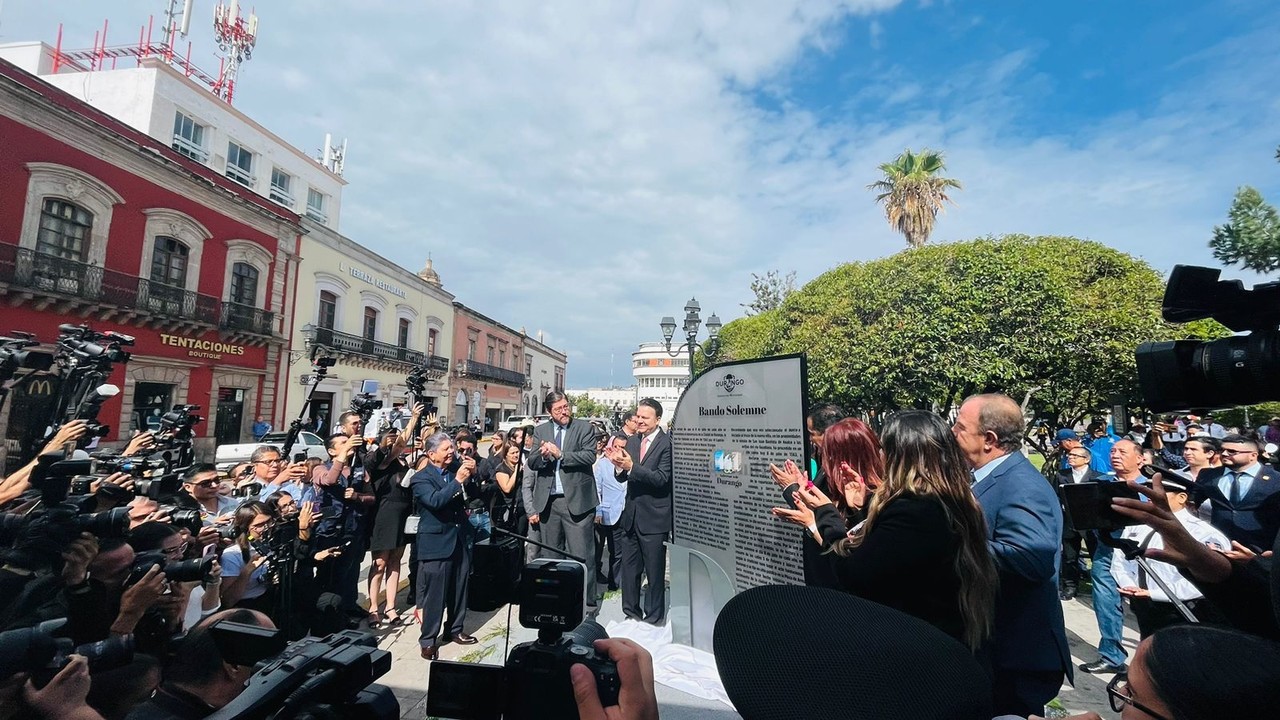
[418,256,442,287]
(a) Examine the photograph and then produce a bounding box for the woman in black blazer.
[776,410,998,651]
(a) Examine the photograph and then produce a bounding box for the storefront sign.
[342,263,407,298]
[159,333,247,360]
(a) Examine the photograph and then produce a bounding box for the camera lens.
[1137,330,1280,410]
[164,555,215,583]
[564,619,609,649]
[73,507,130,538]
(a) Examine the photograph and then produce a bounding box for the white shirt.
[1111,508,1230,602]
[594,456,627,526]
[1069,466,1091,484]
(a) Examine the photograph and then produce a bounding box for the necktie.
[640,435,651,463]
[1229,471,1243,504]
[554,425,564,450]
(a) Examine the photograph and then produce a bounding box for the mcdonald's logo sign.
[26,378,54,397]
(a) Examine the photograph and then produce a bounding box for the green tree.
[741,270,796,316]
[1210,186,1280,272]
[868,148,962,248]
[717,235,1228,425]
[568,393,613,419]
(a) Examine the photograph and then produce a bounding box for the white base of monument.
[605,617,733,708]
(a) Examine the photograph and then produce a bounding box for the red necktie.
[640,435,651,463]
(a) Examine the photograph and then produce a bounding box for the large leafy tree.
[1210,186,1280,272]
[718,235,1226,426]
[868,148,962,248]
[741,270,796,316]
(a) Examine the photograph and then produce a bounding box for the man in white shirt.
[593,434,628,600]
[1112,475,1230,638]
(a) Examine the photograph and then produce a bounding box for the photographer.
[365,404,426,628]
[311,433,374,620]
[247,446,312,504]
[128,522,223,632]
[124,608,276,720]
[178,465,238,527]
[217,501,272,611]
[0,419,91,505]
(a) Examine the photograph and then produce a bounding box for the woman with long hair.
[491,441,525,531]
[219,500,273,611]
[365,427,415,628]
[778,410,997,651]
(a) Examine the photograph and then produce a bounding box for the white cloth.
[1111,508,1230,602]
[604,619,732,707]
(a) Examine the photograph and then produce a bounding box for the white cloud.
[4,1,1279,387]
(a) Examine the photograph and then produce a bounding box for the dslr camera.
[1137,265,1280,410]
[0,619,135,687]
[427,559,620,720]
[350,392,382,425]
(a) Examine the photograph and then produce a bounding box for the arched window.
[230,262,259,306]
[363,307,378,342]
[318,290,337,330]
[428,328,438,356]
[150,236,189,288]
[37,198,92,261]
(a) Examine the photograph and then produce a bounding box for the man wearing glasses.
[1052,440,1105,601]
[249,445,314,505]
[1195,434,1280,552]
[182,464,238,526]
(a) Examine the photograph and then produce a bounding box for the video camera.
[351,392,382,426]
[1136,265,1280,410]
[0,619,135,687]
[427,559,620,720]
[205,623,397,720]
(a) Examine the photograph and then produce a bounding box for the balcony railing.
[171,135,209,163]
[310,326,426,366]
[220,302,274,336]
[427,355,450,373]
[462,359,525,387]
[136,278,220,321]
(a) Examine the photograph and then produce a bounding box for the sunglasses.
[187,479,220,488]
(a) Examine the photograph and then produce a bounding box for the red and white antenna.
[212,0,257,103]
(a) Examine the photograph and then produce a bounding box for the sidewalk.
[354,552,1133,719]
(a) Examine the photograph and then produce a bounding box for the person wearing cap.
[1111,473,1230,638]
[1201,414,1227,439]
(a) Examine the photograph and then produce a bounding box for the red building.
[451,303,528,429]
[0,59,301,469]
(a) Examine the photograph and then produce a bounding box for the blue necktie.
[1229,471,1243,504]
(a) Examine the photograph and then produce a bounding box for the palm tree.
[868,148,962,248]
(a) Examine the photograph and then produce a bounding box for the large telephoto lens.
[1136,330,1280,411]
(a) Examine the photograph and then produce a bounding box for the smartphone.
[293,452,307,463]
[1061,481,1142,532]
[781,482,801,510]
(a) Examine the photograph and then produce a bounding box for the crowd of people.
[6,384,1280,720]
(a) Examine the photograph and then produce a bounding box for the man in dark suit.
[608,397,673,624]
[411,432,477,660]
[953,393,1072,717]
[1195,434,1280,552]
[526,391,600,612]
[1051,441,1106,600]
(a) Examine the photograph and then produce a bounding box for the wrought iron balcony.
[220,301,275,336]
[136,278,220,321]
[427,355,450,374]
[461,359,525,387]
[310,326,426,366]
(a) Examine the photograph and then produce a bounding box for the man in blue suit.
[411,431,478,660]
[954,394,1072,717]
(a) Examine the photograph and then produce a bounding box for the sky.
[3,1,1279,388]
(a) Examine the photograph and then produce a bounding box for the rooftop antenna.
[319,133,348,176]
[212,0,257,103]
[161,0,194,46]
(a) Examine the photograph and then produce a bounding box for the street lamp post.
[659,297,722,381]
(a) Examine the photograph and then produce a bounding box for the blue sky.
[4,1,1278,388]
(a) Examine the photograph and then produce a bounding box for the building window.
[306,188,327,222]
[499,348,506,368]
[171,111,207,161]
[526,355,533,378]
[318,290,337,330]
[269,168,293,207]
[226,141,255,187]
[363,307,378,342]
[150,236,189,288]
[36,199,92,261]
[398,318,411,349]
[428,328,438,356]
[230,262,259,306]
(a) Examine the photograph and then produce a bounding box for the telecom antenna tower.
[212,0,258,103]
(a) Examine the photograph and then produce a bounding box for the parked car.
[497,415,549,433]
[215,430,329,472]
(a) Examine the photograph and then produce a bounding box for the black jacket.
[616,430,673,535]
[816,492,970,645]
[1052,467,1107,540]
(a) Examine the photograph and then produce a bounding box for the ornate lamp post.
[659,297,722,381]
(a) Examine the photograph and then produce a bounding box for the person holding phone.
[218,501,273,612]
[411,431,476,659]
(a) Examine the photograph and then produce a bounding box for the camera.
[126,550,217,586]
[1136,264,1280,410]
[427,559,620,720]
[0,619,135,686]
[206,623,397,720]
[351,392,383,424]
